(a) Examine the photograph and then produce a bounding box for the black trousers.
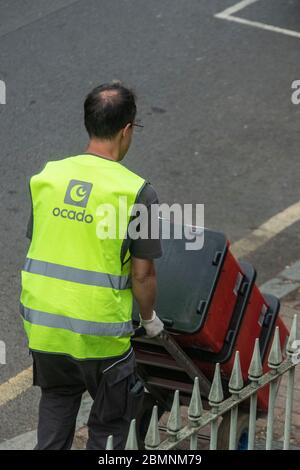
[31,347,144,450]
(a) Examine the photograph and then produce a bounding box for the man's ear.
[122,122,133,138]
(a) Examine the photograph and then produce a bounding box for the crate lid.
[133,218,228,333]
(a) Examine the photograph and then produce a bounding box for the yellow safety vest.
[20,154,145,359]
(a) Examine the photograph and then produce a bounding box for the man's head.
[84,82,137,160]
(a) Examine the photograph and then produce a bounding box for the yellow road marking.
[0,367,32,407]
[231,200,300,258]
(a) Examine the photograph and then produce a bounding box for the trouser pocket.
[124,373,145,422]
[98,372,128,422]
[96,350,143,424]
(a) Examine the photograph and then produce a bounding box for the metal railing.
[106,314,299,450]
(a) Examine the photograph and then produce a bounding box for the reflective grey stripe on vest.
[20,304,133,337]
[23,258,131,290]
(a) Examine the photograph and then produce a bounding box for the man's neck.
[85,140,120,161]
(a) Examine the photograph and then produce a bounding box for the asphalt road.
[1,0,300,442]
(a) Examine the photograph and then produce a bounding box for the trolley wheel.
[217,411,249,450]
[136,392,166,449]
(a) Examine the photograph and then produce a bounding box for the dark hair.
[84,82,137,139]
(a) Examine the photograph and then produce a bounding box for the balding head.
[84,82,137,140]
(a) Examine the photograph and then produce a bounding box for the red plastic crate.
[133,222,245,354]
[133,263,289,413]
[177,244,244,353]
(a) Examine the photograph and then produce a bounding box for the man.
[20,82,164,450]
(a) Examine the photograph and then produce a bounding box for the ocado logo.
[52,207,93,223]
[70,184,88,203]
[53,179,94,224]
[64,179,93,208]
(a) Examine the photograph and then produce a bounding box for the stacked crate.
[132,219,289,411]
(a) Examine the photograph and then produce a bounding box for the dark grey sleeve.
[121,183,163,262]
[26,179,33,240]
[26,206,33,240]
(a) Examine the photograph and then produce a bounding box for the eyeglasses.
[132,120,144,131]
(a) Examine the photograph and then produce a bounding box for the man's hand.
[139,310,164,338]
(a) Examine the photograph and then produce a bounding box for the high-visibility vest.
[20,154,145,359]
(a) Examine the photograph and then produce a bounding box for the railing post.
[266,327,283,450]
[208,363,224,450]
[125,418,139,450]
[248,393,257,450]
[145,405,161,450]
[248,338,263,450]
[105,435,114,450]
[167,390,182,445]
[228,351,244,450]
[284,314,298,450]
[188,377,203,450]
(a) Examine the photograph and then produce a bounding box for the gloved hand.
[139,311,164,338]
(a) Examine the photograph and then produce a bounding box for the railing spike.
[229,351,244,393]
[167,390,182,434]
[287,314,298,355]
[105,434,114,450]
[188,377,203,421]
[248,338,263,380]
[145,405,160,449]
[208,363,224,405]
[268,326,283,368]
[125,419,138,450]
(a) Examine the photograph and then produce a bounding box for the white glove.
[139,311,164,338]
